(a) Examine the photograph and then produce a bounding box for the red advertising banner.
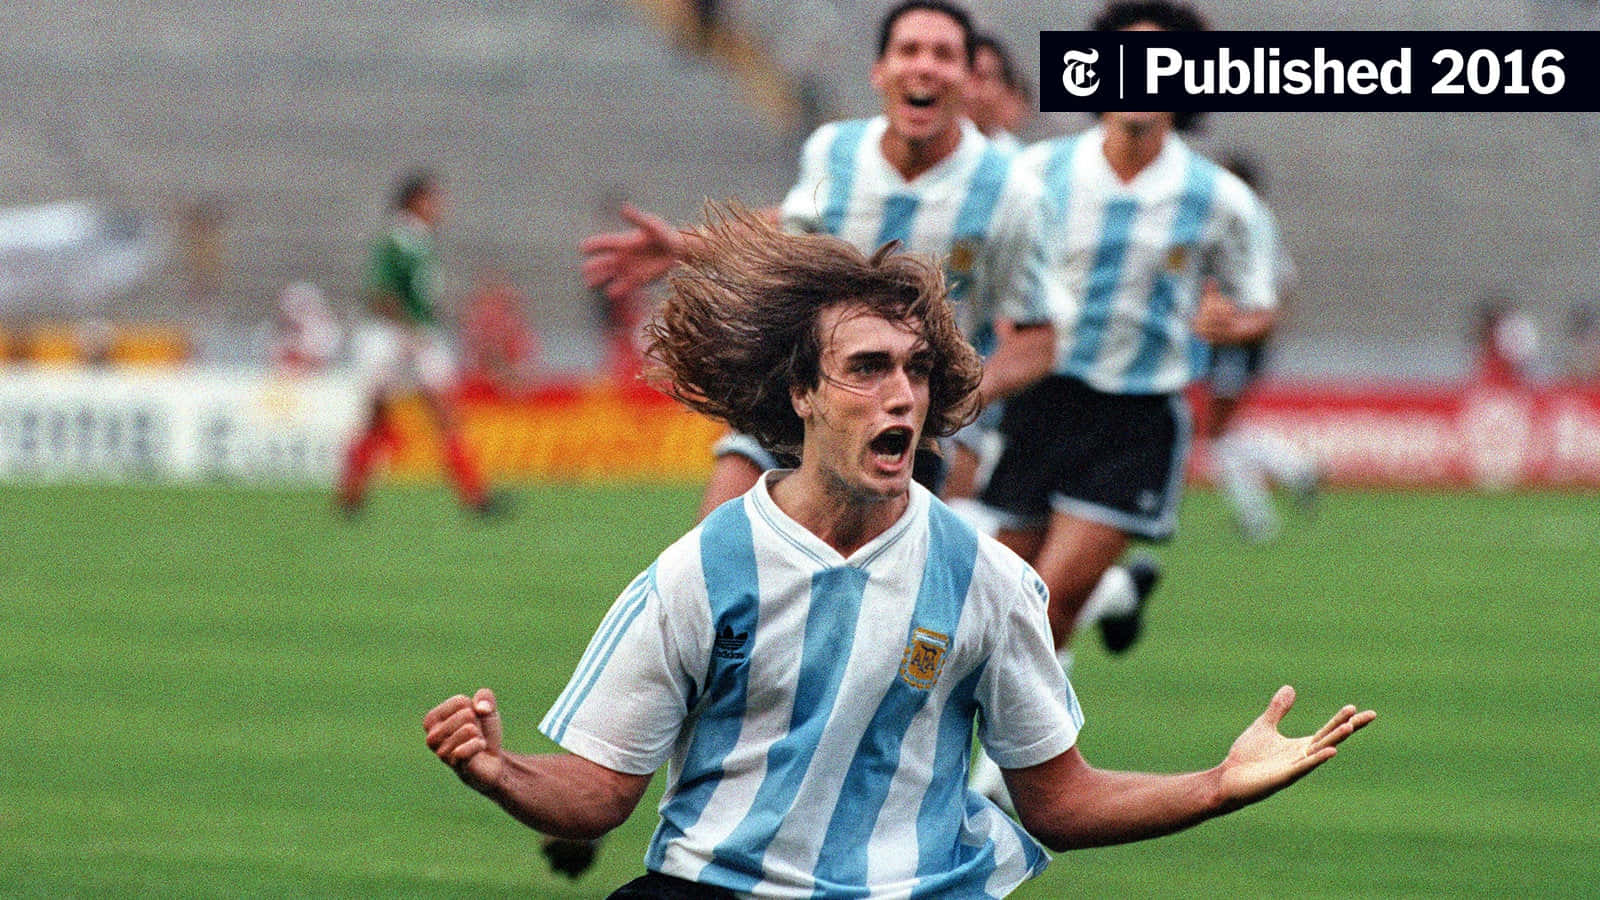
[1196,381,1600,489]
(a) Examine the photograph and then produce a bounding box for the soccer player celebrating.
[580,0,1058,517]
[337,169,504,517]
[424,208,1374,899]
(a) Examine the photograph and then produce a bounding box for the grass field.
[2,482,1596,897]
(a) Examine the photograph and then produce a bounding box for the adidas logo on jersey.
[713,625,750,660]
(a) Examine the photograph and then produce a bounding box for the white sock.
[1214,431,1278,538]
[1055,644,1076,679]
[1247,430,1319,492]
[1073,565,1136,632]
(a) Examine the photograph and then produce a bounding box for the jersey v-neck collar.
[1086,124,1188,197]
[750,471,924,571]
[867,116,983,191]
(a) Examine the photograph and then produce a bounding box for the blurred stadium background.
[3,0,1598,376]
[2,0,1598,896]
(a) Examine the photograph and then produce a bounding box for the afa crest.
[1164,244,1189,272]
[900,628,950,690]
[946,240,977,275]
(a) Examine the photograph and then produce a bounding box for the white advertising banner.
[0,368,363,482]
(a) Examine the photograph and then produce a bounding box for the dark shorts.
[978,375,1191,540]
[609,871,737,899]
[1207,341,1268,400]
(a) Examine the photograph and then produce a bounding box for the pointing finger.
[619,204,664,234]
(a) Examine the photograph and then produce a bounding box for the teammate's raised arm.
[579,204,686,303]
[580,204,783,304]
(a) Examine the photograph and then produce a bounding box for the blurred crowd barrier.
[2,366,1596,488]
[0,368,359,481]
[0,369,722,484]
[383,382,724,483]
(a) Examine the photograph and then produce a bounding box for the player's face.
[871,9,970,146]
[411,186,445,227]
[1103,21,1174,133]
[1000,82,1029,133]
[794,304,932,503]
[965,46,1007,134]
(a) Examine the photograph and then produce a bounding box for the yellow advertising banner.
[384,383,723,482]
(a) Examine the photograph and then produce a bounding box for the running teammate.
[1203,152,1321,543]
[423,208,1376,898]
[967,33,1030,153]
[976,0,1277,661]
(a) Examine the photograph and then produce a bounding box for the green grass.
[2,483,1596,897]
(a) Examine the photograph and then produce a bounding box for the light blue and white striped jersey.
[1020,126,1276,395]
[781,115,1055,353]
[540,476,1084,899]
[1190,193,1298,369]
[985,128,1024,156]
[1256,200,1296,293]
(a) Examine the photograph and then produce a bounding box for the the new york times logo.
[1061,48,1101,97]
[1039,31,1595,113]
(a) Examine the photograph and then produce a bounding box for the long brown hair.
[643,203,982,454]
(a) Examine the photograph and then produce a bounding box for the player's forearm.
[1016,762,1230,852]
[979,323,1055,405]
[480,751,648,841]
[1224,308,1276,344]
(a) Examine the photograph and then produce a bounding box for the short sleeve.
[538,565,705,775]
[974,167,1057,329]
[975,566,1085,769]
[779,122,835,235]
[1260,205,1297,293]
[1207,180,1277,312]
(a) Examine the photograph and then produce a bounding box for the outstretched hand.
[579,204,684,303]
[423,688,505,796]
[1219,685,1376,810]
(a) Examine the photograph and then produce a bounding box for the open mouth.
[905,92,937,109]
[869,426,913,461]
